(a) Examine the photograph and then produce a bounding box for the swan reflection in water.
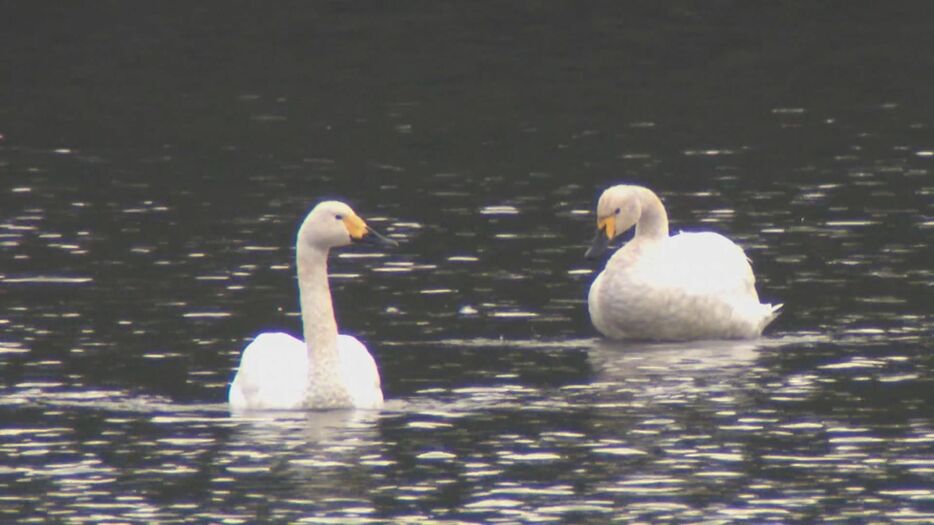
[582,333,823,407]
[587,338,763,379]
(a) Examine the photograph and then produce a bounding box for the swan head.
[585,185,642,259]
[297,200,397,251]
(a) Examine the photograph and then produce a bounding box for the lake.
[1,2,932,522]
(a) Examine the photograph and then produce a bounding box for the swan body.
[586,185,780,341]
[228,333,383,410]
[228,201,396,411]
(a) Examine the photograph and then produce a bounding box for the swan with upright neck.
[228,200,397,411]
[586,184,780,341]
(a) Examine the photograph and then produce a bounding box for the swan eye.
[614,208,621,215]
[335,214,344,221]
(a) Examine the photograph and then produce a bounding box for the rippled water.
[2,3,933,523]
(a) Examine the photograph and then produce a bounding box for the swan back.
[229,332,307,410]
[336,335,384,409]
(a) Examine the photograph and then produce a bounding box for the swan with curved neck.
[586,184,780,341]
[228,200,397,411]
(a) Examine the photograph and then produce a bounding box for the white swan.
[228,200,397,411]
[586,184,780,341]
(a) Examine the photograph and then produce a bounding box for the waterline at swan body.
[228,333,383,410]
[228,200,397,411]
[586,185,780,341]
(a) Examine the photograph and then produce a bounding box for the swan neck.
[296,240,355,409]
[296,244,339,360]
[634,187,669,239]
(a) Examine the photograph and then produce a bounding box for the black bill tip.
[356,226,399,247]
[585,227,609,260]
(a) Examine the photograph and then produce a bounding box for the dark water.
[2,3,932,522]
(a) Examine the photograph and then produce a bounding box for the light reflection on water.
[2,330,932,523]
[1,158,933,520]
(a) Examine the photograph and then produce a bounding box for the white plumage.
[228,332,384,410]
[586,185,780,341]
[228,201,395,411]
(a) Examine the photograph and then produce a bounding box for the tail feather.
[761,302,783,331]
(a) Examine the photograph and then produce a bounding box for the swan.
[228,200,397,411]
[585,184,780,341]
